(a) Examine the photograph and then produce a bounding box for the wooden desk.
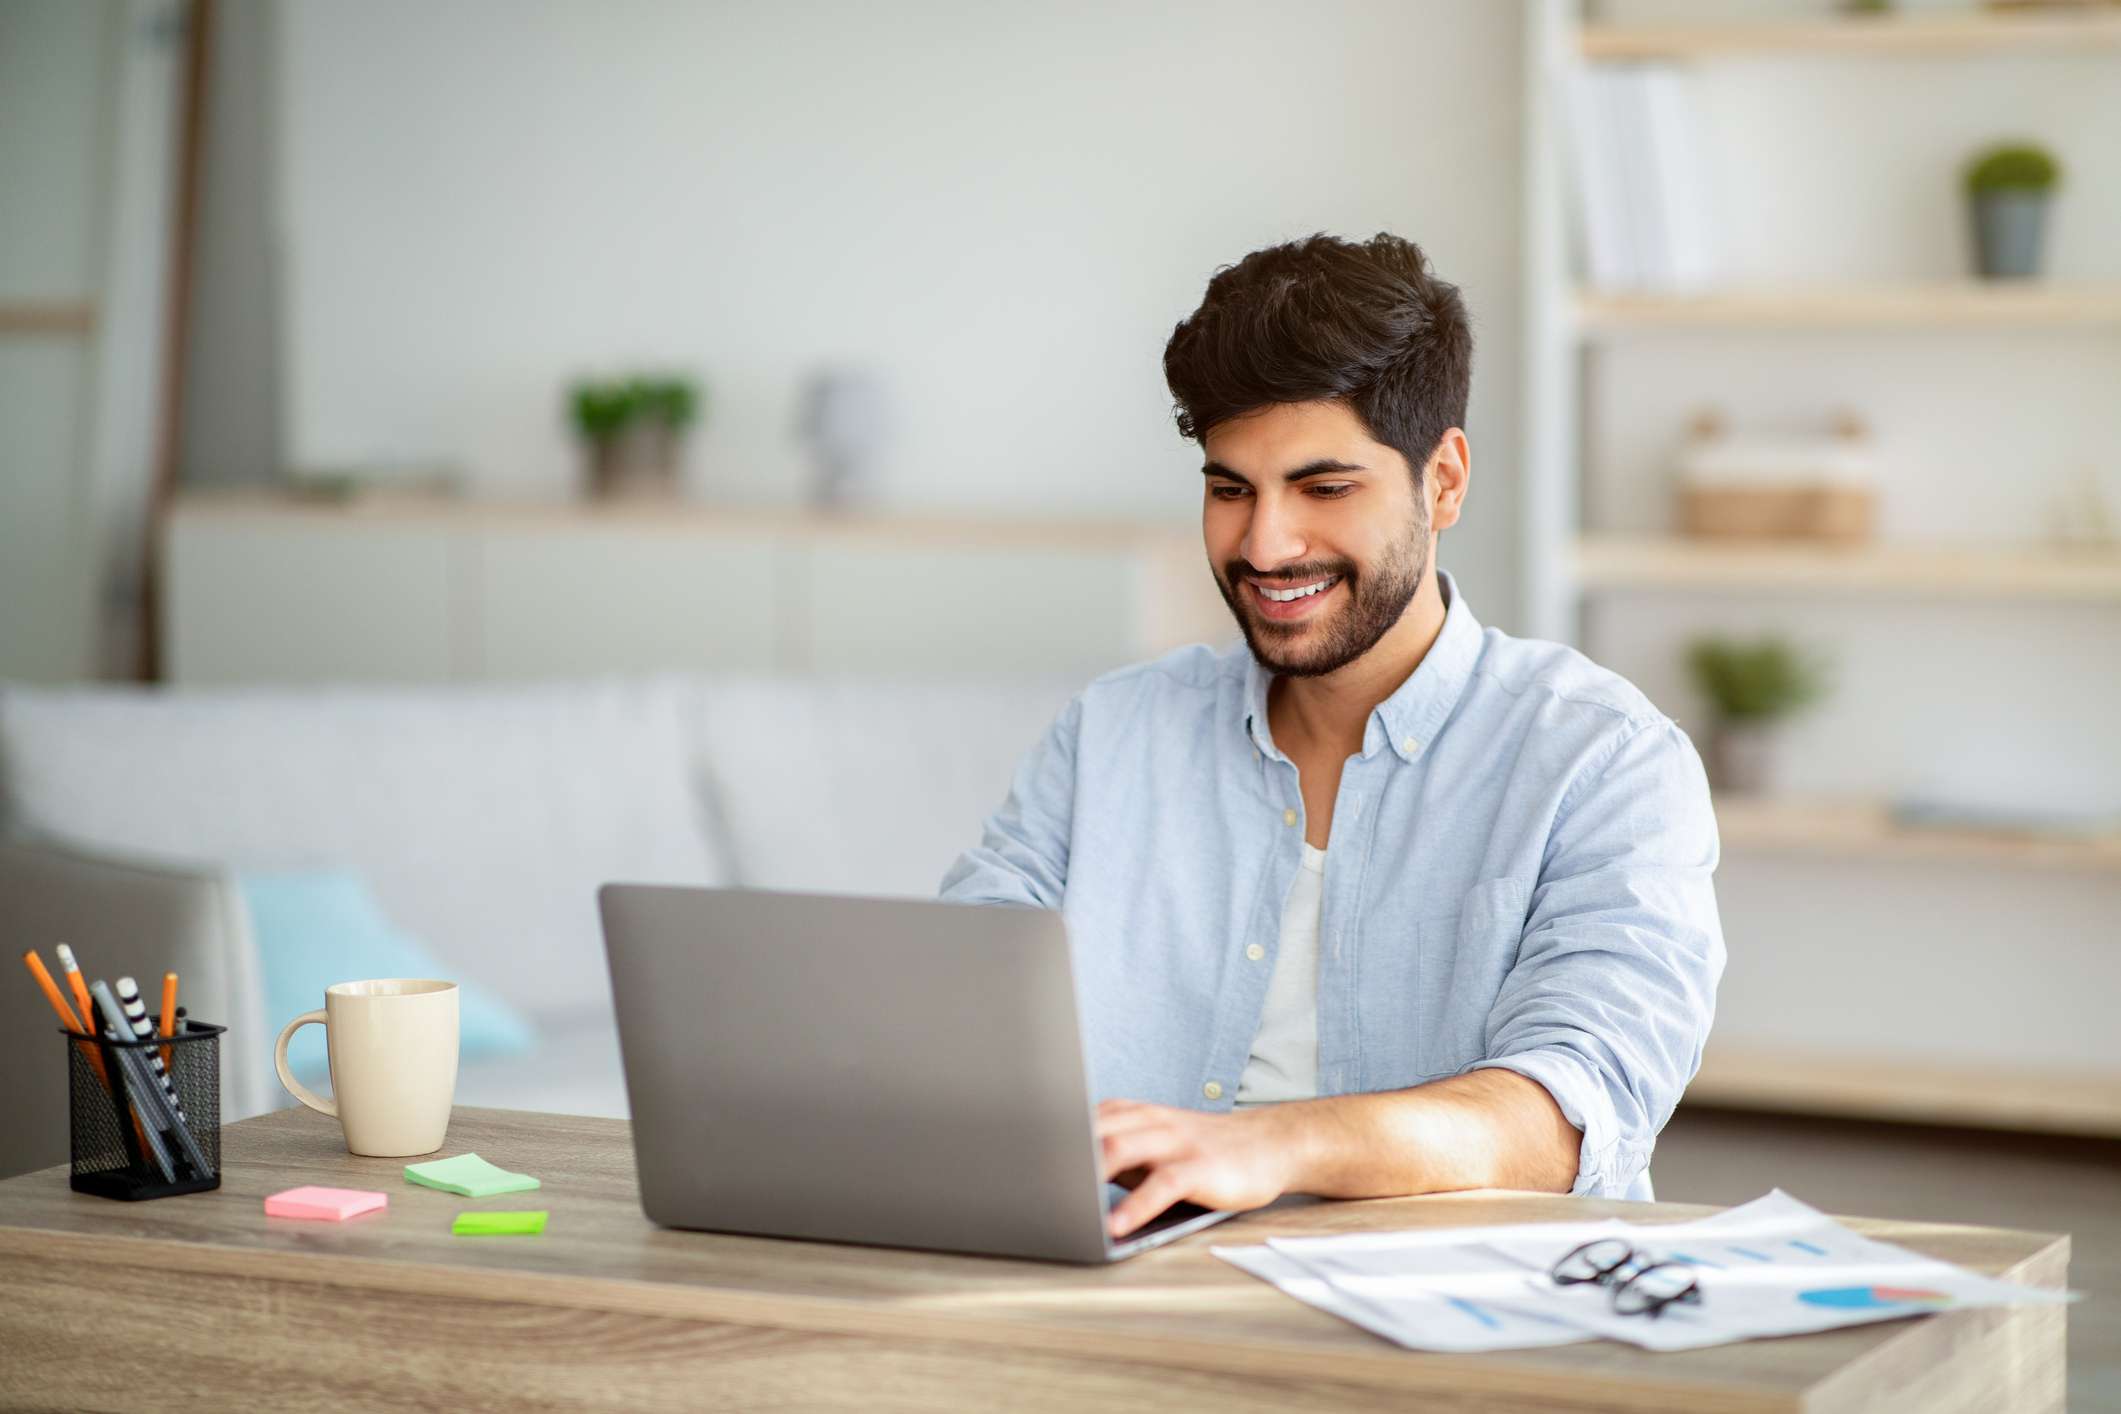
[0,1107,2068,1412]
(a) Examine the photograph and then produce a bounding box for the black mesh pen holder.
[65,1021,225,1200]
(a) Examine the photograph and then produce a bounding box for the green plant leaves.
[1684,636,1830,722]
[1965,143,2061,195]
[568,375,703,441]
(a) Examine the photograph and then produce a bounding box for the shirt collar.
[1242,566,1484,765]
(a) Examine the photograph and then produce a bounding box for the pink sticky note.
[264,1185,389,1221]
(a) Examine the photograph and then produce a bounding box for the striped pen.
[111,976,214,1178]
[83,979,178,1185]
[115,976,190,1128]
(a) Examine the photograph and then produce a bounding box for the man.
[940,233,1723,1240]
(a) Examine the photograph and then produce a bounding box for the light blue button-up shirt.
[939,568,1724,1200]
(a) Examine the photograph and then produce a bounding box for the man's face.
[1201,400,1431,679]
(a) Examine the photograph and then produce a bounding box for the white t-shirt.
[1235,841,1324,1106]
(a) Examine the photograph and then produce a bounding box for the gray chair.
[0,836,269,1179]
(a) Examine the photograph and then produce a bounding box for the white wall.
[262,0,1528,630]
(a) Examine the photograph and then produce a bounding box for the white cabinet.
[163,495,1229,685]
[469,519,789,677]
[164,512,459,683]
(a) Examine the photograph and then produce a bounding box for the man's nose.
[1241,496,1306,572]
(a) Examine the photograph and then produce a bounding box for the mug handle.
[273,1009,338,1117]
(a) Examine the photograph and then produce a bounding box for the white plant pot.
[1708,721,1781,796]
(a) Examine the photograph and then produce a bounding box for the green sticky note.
[404,1153,541,1198]
[452,1210,548,1237]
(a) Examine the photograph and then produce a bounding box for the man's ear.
[1427,429,1470,531]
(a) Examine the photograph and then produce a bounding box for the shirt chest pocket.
[1357,877,1527,1093]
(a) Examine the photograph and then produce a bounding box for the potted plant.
[1684,636,1830,795]
[1964,142,2061,280]
[569,374,702,499]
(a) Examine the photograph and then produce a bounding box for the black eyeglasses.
[1550,1237,1703,1318]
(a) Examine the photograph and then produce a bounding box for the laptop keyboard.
[1102,1183,1214,1243]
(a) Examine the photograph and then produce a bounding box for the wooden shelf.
[1582,11,2121,61]
[1576,283,2121,332]
[0,301,94,336]
[1716,795,2121,874]
[1574,534,2121,601]
[1685,1046,2121,1139]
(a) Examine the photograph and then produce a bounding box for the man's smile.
[1247,573,1342,621]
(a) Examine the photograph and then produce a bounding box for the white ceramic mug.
[274,979,460,1156]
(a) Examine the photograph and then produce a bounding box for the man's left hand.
[1094,1098,1303,1238]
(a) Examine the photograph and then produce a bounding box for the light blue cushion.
[240,870,537,1085]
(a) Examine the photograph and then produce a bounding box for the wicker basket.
[1678,483,1876,543]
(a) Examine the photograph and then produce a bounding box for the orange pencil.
[22,949,83,1033]
[22,948,116,1095]
[55,944,96,1041]
[42,947,155,1158]
[159,972,178,1068]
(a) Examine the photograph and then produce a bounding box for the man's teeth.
[1259,578,1336,602]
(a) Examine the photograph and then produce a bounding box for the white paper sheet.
[1215,1191,2073,1354]
[1213,1243,1588,1353]
[1474,1190,2077,1351]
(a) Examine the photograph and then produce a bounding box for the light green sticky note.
[452,1210,548,1237]
[404,1153,541,1198]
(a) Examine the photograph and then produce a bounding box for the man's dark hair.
[1162,232,1472,484]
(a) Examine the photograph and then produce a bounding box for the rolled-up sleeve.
[1466,717,1725,1197]
[937,695,1082,909]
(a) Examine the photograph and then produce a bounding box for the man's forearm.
[1272,1067,1583,1199]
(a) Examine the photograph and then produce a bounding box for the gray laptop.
[598,883,1236,1263]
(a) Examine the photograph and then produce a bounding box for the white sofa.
[0,672,1080,1177]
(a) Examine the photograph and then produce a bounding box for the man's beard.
[1215,510,1430,679]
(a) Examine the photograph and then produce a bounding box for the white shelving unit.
[1576,281,2121,330]
[1578,8,2121,60]
[1520,0,2121,1134]
[1574,535,2121,600]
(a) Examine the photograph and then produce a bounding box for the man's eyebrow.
[1200,458,1368,487]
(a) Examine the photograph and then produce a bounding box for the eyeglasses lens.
[1614,1262,1700,1317]
[1554,1237,1634,1285]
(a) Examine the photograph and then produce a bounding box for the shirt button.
[1283,807,1297,827]
[1202,1080,1223,1101]
[1245,943,1266,962]
[1403,736,1420,753]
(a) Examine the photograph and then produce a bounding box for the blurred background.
[1,0,2117,1401]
